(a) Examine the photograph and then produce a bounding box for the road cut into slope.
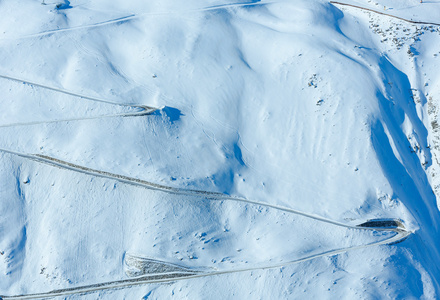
[4,1,276,41]
[0,74,156,127]
[0,148,412,300]
[0,222,410,300]
[0,148,409,229]
[330,1,440,26]
[1,0,434,297]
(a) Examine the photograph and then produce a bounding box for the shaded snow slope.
[0,0,439,298]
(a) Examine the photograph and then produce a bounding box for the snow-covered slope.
[0,0,439,298]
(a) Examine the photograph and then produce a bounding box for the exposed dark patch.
[357,218,404,229]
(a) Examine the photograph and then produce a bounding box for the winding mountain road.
[0,1,418,298]
[0,226,409,300]
[0,147,412,299]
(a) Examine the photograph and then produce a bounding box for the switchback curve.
[0,226,410,300]
[0,148,412,299]
[0,74,157,127]
[0,1,419,297]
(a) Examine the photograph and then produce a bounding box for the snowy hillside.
[0,0,439,298]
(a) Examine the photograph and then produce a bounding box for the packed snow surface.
[0,0,439,298]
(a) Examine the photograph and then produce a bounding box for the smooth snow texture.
[0,0,439,298]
